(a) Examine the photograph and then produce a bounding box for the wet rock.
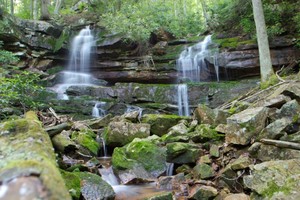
[142,114,189,136]
[112,136,166,178]
[117,165,155,185]
[188,185,218,200]
[248,142,300,161]
[243,159,300,199]
[103,121,150,147]
[157,173,186,192]
[166,142,203,164]
[224,193,250,200]
[192,163,215,179]
[52,130,77,153]
[217,107,268,145]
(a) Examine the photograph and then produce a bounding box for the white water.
[92,102,107,118]
[166,163,174,176]
[96,135,108,157]
[177,84,190,116]
[99,166,119,186]
[177,35,213,82]
[51,26,96,100]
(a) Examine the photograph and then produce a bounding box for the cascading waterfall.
[177,35,212,82]
[92,102,107,118]
[166,163,174,176]
[177,84,190,116]
[52,26,96,100]
[96,135,108,157]
[99,166,119,186]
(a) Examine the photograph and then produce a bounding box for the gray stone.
[224,193,250,200]
[189,124,223,143]
[145,192,173,200]
[162,120,190,143]
[189,185,218,200]
[221,107,269,145]
[249,142,300,161]
[277,99,300,119]
[244,159,300,200]
[259,117,292,140]
[194,104,216,125]
[103,121,150,146]
[193,163,215,179]
[117,165,155,185]
[280,131,300,143]
[209,144,220,158]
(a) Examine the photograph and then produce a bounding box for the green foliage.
[0,71,47,111]
[47,31,68,53]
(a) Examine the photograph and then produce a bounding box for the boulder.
[189,185,218,200]
[166,142,203,164]
[217,107,268,145]
[192,163,215,179]
[116,165,155,185]
[224,193,250,200]
[189,124,224,143]
[244,159,300,199]
[259,117,292,140]
[277,99,300,119]
[193,104,215,125]
[112,136,166,178]
[248,142,300,161]
[162,120,190,143]
[103,121,150,147]
[142,114,189,136]
[52,130,77,153]
[71,129,99,155]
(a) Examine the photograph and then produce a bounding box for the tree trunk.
[251,0,274,83]
[10,0,13,14]
[33,0,38,20]
[199,0,209,28]
[40,0,50,20]
[54,0,62,15]
[0,111,71,199]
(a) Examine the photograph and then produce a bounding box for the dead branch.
[260,139,300,150]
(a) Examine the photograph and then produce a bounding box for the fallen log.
[260,138,300,150]
[0,111,71,200]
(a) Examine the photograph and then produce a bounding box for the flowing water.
[51,26,97,100]
[166,163,174,176]
[177,84,190,116]
[92,102,107,118]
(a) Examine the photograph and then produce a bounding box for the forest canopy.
[1,0,300,41]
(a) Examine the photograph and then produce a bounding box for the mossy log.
[0,111,71,200]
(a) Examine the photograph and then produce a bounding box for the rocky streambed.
[1,77,299,200]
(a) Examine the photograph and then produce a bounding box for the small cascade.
[126,105,143,120]
[177,35,212,82]
[51,26,97,100]
[166,163,174,176]
[177,84,190,116]
[92,102,107,118]
[99,166,119,186]
[213,53,220,82]
[96,136,108,157]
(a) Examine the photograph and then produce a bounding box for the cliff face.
[1,15,299,85]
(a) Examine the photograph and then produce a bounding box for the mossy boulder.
[0,111,71,199]
[161,120,190,143]
[166,142,203,164]
[142,114,189,136]
[112,136,166,177]
[244,159,300,199]
[103,121,150,147]
[189,124,224,143]
[72,129,99,155]
[61,170,115,200]
[193,163,215,179]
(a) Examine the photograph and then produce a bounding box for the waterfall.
[177,84,189,116]
[92,102,107,118]
[96,136,108,157]
[51,26,96,100]
[177,35,212,82]
[213,53,220,82]
[99,166,119,186]
[166,163,174,176]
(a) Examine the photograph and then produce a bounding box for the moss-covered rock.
[112,136,166,177]
[142,114,189,136]
[60,170,81,200]
[244,159,300,199]
[103,121,150,147]
[0,111,71,199]
[189,124,224,143]
[193,163,215,179]
[166,142,203,164]
[72,129,99,155]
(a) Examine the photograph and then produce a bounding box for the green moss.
[60,170,81,200]
[260,75,279,89]
[214,37,255,49]
[46,66,64,75]
[189,124,224,142]
[72,131,99,155]
[261,181,291,198]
